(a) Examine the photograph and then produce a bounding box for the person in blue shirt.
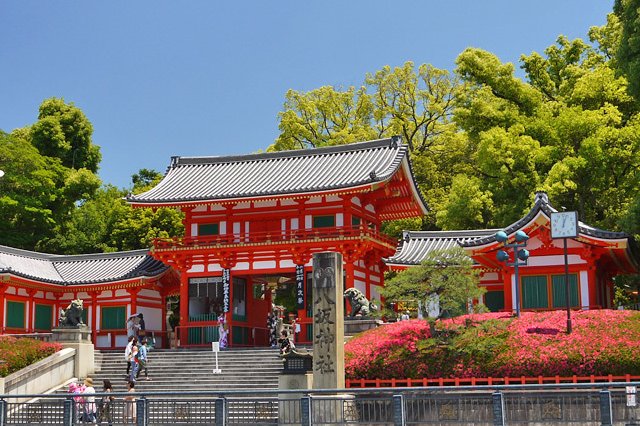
[136,338,152,381]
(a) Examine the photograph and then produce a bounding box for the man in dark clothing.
[137,313,146,339]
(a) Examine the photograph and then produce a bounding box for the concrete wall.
[0,347,75,398]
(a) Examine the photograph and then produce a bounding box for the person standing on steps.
[136,338,152,381]
[98,379,114,426]
[136,313,146,340]
[124,336,136,379]
[81,377,97,423]
[124,381,136,425]
[129,345,140,383]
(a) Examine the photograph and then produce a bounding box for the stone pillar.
[52,326,95,378]
[311,252,344,389]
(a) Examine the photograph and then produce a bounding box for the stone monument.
[51,299,94,378]
[312,252,345,389]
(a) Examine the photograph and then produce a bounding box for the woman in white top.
[81,377,97,423]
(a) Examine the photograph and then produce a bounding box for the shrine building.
[0,247,177,349]
[386,192,639,312]
[126,137,428,346]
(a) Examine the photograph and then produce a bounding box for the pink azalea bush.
[0,336,62,377]
[345,310,640,379]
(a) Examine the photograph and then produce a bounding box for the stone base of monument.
[278,373,313,424]
[51,326,95,379]
[344,318,383,336]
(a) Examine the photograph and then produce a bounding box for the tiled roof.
[461,192,631,248]
[386,229,499,266]
[0,246,169,285]
[127,137,427,209]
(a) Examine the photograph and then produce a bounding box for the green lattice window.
[198,223,219,236]
[34,304,53,331]
[6,301,25,329]
[522,276,549,309]
[484,291,505,312]
[313,215,335,228]
[101,306,126,330]
[552,274,579,308]
[351,216,361,227]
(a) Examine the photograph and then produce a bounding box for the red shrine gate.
[127,137,428,347]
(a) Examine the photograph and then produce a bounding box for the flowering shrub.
[345,310,640,379]
[0,336,62,377]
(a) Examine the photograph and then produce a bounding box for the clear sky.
[1,1,613,189]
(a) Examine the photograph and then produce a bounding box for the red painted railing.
[346,374,640,388]
[153,225,397,250]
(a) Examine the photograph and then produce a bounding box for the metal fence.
[1,382,640,425]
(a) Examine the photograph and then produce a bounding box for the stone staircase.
[86,347,283,394]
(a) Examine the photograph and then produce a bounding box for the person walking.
[81,377,97,423]
[129,345,140,383]
[124,336,136,379]
[136,313,146,340]
[98,379,114,426]
[124,381,136,425]
[136,338,152,381]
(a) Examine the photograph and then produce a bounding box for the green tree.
[615,0,640,100]
[29,98,101,172]
[449,21,640,231]
[0,131,61,248]
[271,61,468,230]
[382,247,486,332]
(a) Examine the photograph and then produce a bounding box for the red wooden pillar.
[89,291,99,343]
[0,283,7,333]
[587,266,597,309]
[502,268,513,313]
[26,289,37,332]
[179,271,189,346]
[127,287,140,315]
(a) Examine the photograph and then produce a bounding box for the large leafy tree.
[29,98,101,172]
[446,17,640,232]
[38,170,184,254]
[615,0,640,100]
[271,61,469,230]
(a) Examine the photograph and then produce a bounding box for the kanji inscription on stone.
[312,252,345,389]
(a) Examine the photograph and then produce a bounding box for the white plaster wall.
[208,264,222,272]
[6,287,16,295]
[370,285,382,302]
[354,279,366,294]
[580,270,589,309]
[307,197,322,204]
[254,200,277,208]
[291,218,299,230]
[279,260,296,268]
[115,334,129,348]
[326,195,341,202]
[281,218,287,231]
[138,289,161,298]
[370,274,381,283]
[336,213,343,226]
[17,288,28,297]
[527,255,586,267]
[254,261,277,269]
[191,223,198,236]
[305,215,312,229]
[354,270,366,279]
[189,264,205,273]
[138,306,162,331]
[281,199,297,206]
[115,290,129,298]
[220,221,226,234]
[365,204,375,213]
[482,272,499,281]
[234,262,250,271]
[96,334,111,348]
[352,196,361,206]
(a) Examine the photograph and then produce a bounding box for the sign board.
[627,386,637,407]
[222,269,230,313]
[211,342,220,352]
[296,265,305,309]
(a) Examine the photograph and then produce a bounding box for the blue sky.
[1,1,613,189]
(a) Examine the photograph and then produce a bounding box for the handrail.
[346,374,640,388]
[153,225,397,250]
